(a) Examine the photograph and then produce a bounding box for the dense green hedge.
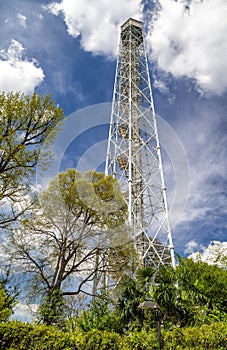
[0,321,226,349]
[0,321,77,350]
[163,322,227,349]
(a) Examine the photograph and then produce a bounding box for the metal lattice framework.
[105,18,175,270]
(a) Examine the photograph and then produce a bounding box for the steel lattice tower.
[105,18,175,270]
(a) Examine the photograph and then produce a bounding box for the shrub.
[0,320,226,349]
[164,322,227,349]
[0,321,77,350]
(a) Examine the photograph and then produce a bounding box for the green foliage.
[116,269,154,332]
[0,91,64,227]
[164,322,227,349]
[0,321,158,349]
[150,257,227,327]
[117,277,146,330]
[122,329,158,350]
[0,320,226,349]
[55,168,128,229]
[76,293,122,333]
[0,284,15,322]
[38,289,66,327]
[77,329,122,350]
[0,321,77,350]
[0,268,19,316]
[177,257,227,324]
[76,267,155,334]
[0,321,120,349]
[149,264,179,326]
[6,169,133,325]
[76,269,156,334]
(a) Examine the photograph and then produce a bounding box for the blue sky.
[0,0,226,260]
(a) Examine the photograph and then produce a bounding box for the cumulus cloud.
[147,0,227,95]
[46,0,142,56]
[184,239,202,254]
[0,39,44,93]
[187,240,227,267]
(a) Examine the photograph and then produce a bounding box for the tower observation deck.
[105,18,175,269]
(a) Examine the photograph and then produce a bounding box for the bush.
[122,329,158,350]
[0,320,226,349]
[0,321,77,350]
[78,329,121,350]
[0,322,121,350]
[164,322,227,349]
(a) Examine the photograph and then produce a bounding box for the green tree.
[0,267,20,313]
[0,283,16,322]
[76,268,154,334]
[0,91,64,227]
[150,257,227,327]
[116,268,154,332]
[76,290,122,333]
[177,257,227,323]
[5,169,133,325]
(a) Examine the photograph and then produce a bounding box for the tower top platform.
[121,18,142,32]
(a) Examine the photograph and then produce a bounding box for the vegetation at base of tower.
[0,251,225,348]
[73,258,227,337]
[150,257,227,327]
[2,169,135,325]
[75,267,154,334]
[0,91,64,228]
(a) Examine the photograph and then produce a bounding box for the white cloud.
[0,39,44,93]
[171,100,227,235]
[148,0,227,95]
[12,302,38,322]
[46,0,143,56]
[184,239,201,254]
[187,240,227,267]
[153,78,169,94]
[17,13,27,27]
